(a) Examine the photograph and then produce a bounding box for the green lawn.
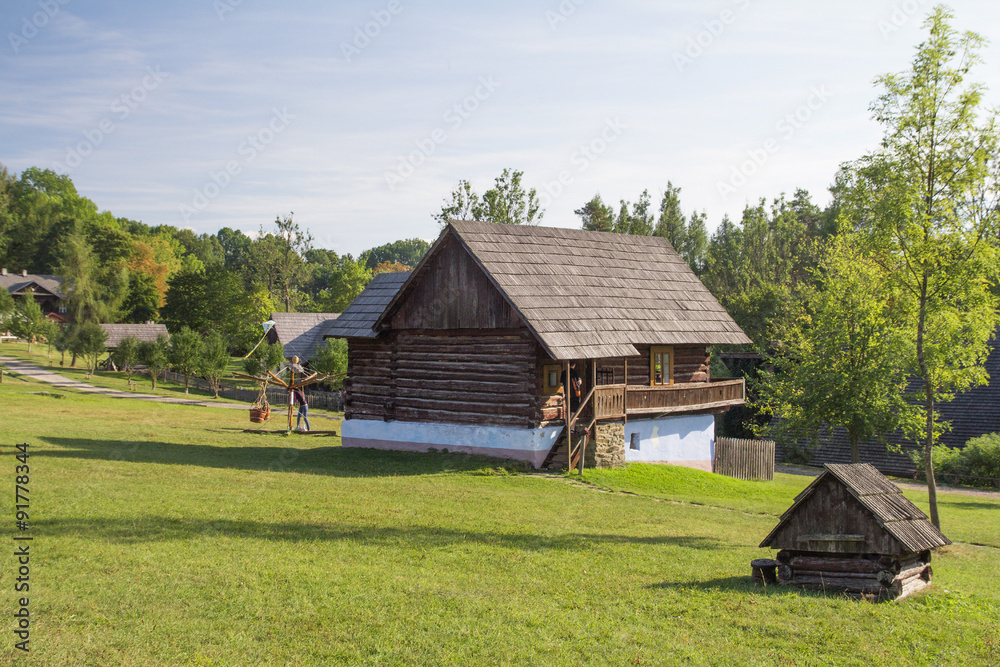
[0,367,998,665]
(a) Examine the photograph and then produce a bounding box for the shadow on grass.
[650,576,822,598]
[37,436,532,477]
[939,499,1000,511]
[31,515,722,551]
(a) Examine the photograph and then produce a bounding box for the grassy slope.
[0,370,997,665]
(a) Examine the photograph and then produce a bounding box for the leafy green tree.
[199,330,231,398]
[0,286,14,325]
[682,211,709,275]
[169,326,203,394]
[10,290,47,352]
[754,238,918,463]
[434,169,544,226]
[69,322,109,375]
[317,257,372,312]
[113,335,140,384]
[702,199,815,349]
[844,8,1000,527]
[312,338,348,388]
[271,212,312,312]
[58,233,128,324]
[574,195,615,232]
[654,182,686,247]
[138,334,170,390]
[359,239,430,271]
[122,272,161,323]
[242,341,285,378]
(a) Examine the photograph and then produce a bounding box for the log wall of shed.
[766,476,903,555]
[345,330,540,429]
[386,234,522,331]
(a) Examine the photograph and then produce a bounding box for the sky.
[2,0,1000,257]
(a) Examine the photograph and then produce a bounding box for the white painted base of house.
[341,419,564,469]
[624,414,715,472]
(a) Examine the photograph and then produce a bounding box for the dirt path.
[0,356,254,410]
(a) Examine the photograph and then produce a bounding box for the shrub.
[911,433,1000,487]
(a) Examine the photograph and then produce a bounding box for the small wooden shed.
[759,463,950,600]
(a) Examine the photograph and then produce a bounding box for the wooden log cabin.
[324,221,752,469]
[759,463,950,600]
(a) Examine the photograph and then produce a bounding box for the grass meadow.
[0,351,998,665]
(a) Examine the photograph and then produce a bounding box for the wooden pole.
[288,367,295,431]
[623,358,628,424]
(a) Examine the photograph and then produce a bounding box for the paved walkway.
[0,356,250,411]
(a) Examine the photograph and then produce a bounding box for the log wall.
[345,330,540,428]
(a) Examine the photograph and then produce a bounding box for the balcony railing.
[592,378,745,420]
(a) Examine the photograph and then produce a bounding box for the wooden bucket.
[250,407,271,423]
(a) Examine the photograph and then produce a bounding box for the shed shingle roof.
[323,272,411,339]
[377,221,751,359]
[761,463,950,553]
[100,323,169,348]
[269,312,340,361]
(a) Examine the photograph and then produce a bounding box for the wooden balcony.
[592,378,745,420]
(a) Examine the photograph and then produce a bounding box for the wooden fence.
[714,437,775,481]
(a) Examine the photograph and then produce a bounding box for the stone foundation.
[586,421,625,468]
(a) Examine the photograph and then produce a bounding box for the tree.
[317,256,372,312]
[271,212,313,312]
[359,238,430,271]
[845,7,1000,527]
[654,182,686,247]
[69,322,108,375]
[433,169,544,226]
[138,334,170,390]
[122,272,161,323]
[10,290,47,352]
[242,340,284,378]
[312,338,348,388]
[113,335,140,384]
[754,238,918,463]
[0,286,14,326]
[169,326,202,394]
[372,260,411,274]
[574,195,615,232]
[199,330,231,398]
[682,211,709,274]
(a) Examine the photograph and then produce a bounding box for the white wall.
[341,419,564,468]
[623,414,715,471]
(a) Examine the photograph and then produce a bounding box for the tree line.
[0,170,430,354]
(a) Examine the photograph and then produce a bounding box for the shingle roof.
[0,273,65,299]
[378,221,751,359]
[100,323,169,348]
[323,272,410,339]
[269,312,341,361]
[761,463,950,552]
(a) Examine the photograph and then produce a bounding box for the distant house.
[100,322,169,349]
[266,312,341,363]
[0,268,68,324]
[325,221,751,469]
